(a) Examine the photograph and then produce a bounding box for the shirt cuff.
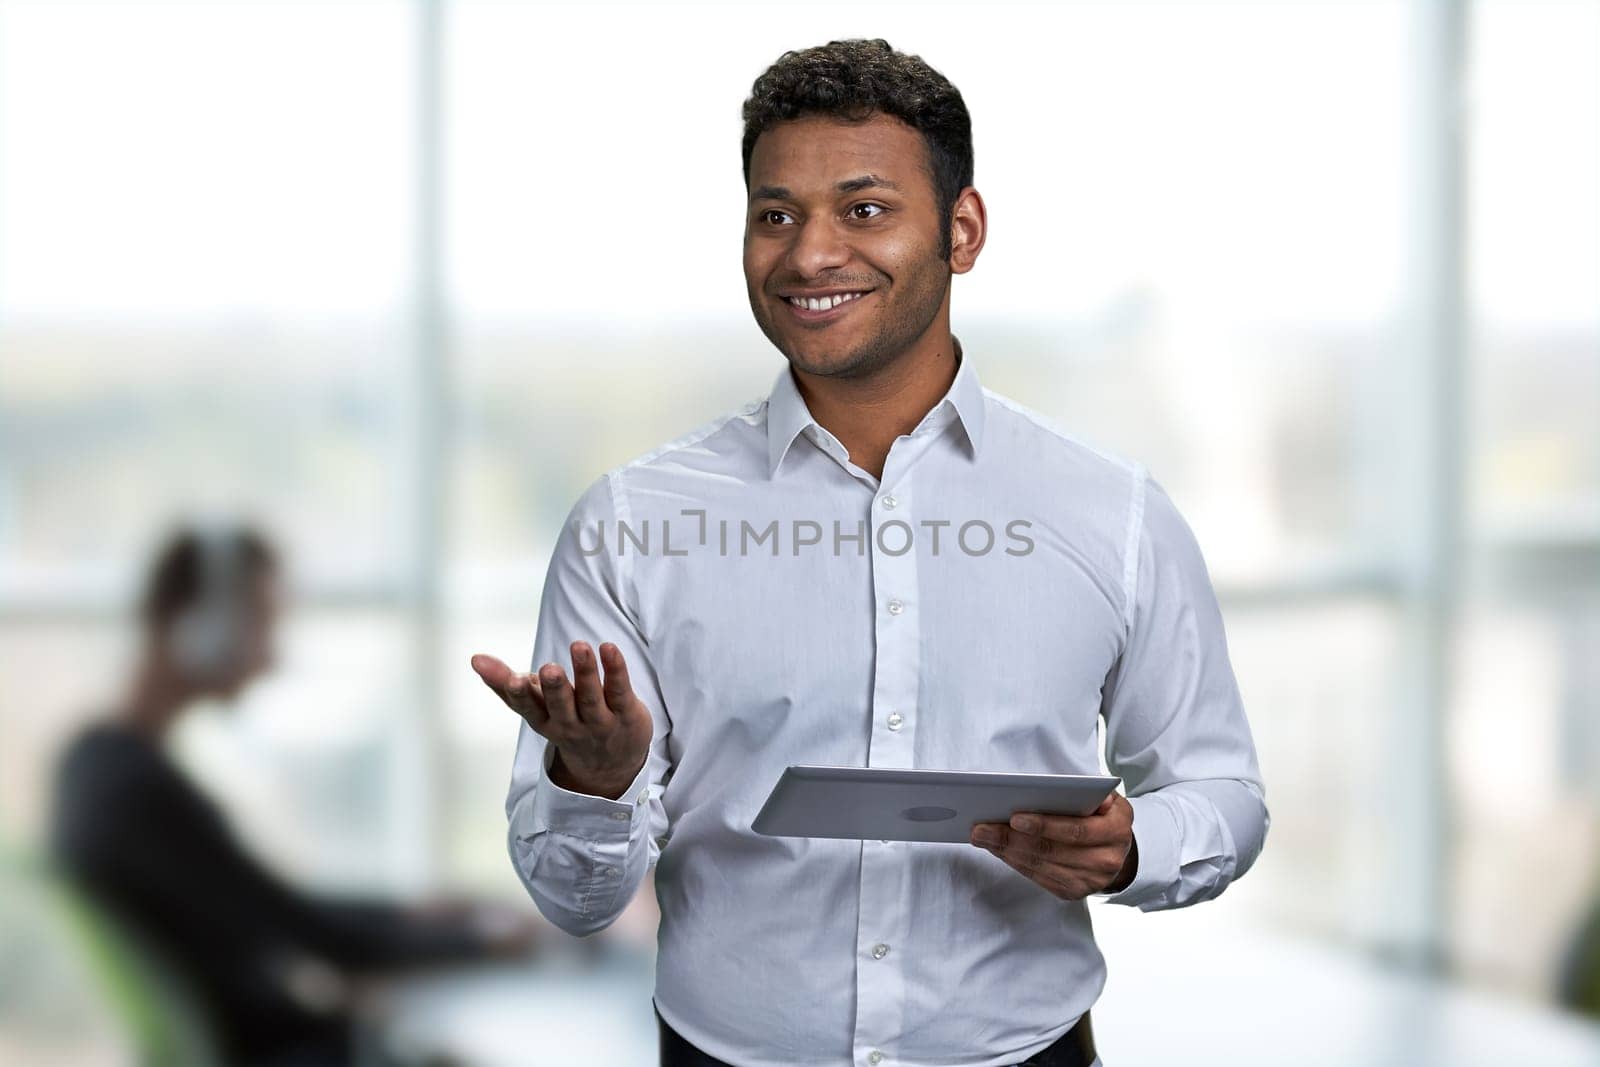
[1096,792,1179,909]
[526,743,652,841]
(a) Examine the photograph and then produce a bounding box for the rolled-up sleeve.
[1096,465,1269,911]
[505,470,675,937]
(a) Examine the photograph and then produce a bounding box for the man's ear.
[949,186,987,275]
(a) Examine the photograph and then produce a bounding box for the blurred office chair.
[0,841,222,1066]
[1560,890,1600,1019]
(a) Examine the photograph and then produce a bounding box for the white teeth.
[788,291,866,311]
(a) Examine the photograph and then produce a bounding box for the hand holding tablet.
[751,764,1122,845]
[752,764,1139,899]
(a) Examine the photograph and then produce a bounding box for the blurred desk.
[370,910,1600,1067]
[372,938,660,1067]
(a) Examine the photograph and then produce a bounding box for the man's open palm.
[471,640,652,798]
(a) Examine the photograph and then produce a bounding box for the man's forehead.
[748,112,926,197]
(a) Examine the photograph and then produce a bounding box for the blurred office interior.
[1,1,1597,1063]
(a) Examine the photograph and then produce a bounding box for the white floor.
[374,905,1600,1067]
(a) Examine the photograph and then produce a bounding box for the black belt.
[655,1000,1096,1067]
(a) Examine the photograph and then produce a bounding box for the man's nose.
[784,216,851,277]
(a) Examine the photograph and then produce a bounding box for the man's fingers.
[992,849,1089,900]
[569,641,614,727]
[505,670,550,728]
[976,834,1100,897]
[598,642,637,715]
[538,662,578,729]
[498,667,544,708]
[476,642,643,736]
[973,807,1131,899]
[1028,812,1123,849]
[470,653,515,690]
[470,654,548,726]
[971,817,1121,861]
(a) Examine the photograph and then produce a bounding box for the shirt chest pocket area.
[920,575,1119,774]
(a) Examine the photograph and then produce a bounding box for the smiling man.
[473,38,1268,1067]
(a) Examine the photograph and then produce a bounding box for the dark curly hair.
[741,38,974,261]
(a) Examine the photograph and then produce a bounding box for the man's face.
[202,570,281,701]
[743,111,951,380]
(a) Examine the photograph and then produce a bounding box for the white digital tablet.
[751,764,1122,844]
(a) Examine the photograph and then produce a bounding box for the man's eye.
[849,203,886,220]
[761,209,793,225]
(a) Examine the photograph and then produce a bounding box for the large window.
[0,0,424,888]
[1452,0,1600,995]
[1,0,1595,1011]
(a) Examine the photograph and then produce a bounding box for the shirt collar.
[765,335,986,478]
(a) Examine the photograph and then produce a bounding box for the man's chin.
[783,340,878,379]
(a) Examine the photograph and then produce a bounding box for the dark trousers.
[655,1000,1097,1067]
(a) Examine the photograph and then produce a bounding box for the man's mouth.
[780,289,874,322]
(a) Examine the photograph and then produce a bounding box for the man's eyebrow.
[749,174,902,203]
[836,173,900,194]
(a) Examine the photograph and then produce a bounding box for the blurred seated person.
[50,520,539,1066]
[1562,882,1600,1020]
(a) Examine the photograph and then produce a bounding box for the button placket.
[853,465,920,1064]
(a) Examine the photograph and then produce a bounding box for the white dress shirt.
[505,338,1269,1067]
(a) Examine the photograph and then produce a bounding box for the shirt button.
[610,810,630,821]
[881,494,898,510]
[871,942,889,959]
[887,598,904,616]
[598,866,615,877]
[886,711,904,730]
[868,1052,884,1066]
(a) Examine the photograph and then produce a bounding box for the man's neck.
[789,329,961,481]
[116,654,190,741]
